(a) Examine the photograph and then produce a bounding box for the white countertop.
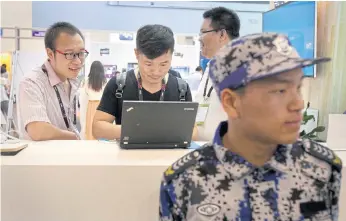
[1,140,346,221]
[2,140,345,166]
[1,140,197,166]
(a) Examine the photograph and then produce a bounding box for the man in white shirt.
[195,7,241,141]
[185,66,203,100]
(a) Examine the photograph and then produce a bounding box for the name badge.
[196,103,210,126]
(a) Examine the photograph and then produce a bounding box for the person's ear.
[46,48,54,61]
[134,48,139,60]
[220,88,242,119]
[219,29,228,42]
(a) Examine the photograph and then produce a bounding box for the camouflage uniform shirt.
[159,121,342,221]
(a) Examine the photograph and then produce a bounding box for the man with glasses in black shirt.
[93,24,197,140]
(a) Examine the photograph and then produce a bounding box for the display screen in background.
[263,1,316,77]
[172,66,190,79]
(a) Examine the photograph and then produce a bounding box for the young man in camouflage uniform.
[159,33,343,221]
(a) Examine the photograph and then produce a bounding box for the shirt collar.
[44,60,61,87]
[44,60,80,91]
[213,121,290,180]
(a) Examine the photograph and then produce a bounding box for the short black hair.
[44,21,84,51]
[195,66,203,72]
[203,7,240,39]
[136,24,175,60]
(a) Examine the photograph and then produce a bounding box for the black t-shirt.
[97,70,192,124]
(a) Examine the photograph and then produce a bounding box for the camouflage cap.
[209,32,330,96]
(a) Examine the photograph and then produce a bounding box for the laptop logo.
[184,108,195,111]
[126,107,134,112]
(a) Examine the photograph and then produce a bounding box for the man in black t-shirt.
[92,24,197,140]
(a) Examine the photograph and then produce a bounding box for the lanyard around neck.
[203,76,213,99]
[41,64,76,129]
[202,63,213,99]
[136,72,167,101]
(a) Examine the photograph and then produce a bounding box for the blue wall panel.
[32,1,268,35]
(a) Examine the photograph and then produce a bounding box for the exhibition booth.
[1,1,346,221]
[2,1,343,140]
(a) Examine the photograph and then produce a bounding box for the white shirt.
[18,61,80,140]
[84,79,106,101]
[185,71,202,91]
[78,78,106,139]
[195,62,227,141]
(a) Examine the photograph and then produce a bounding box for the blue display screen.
[263,1,316,77]
[172,66,190,78]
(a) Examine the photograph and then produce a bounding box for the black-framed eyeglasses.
[55,49,89,60]
[199,29,219,36]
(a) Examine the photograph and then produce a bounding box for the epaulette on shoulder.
[301,139,342,171]
[163,143,214,183]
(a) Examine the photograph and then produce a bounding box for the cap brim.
[215,56,331,94]
[296,57,331,69]
[248,56,331,83]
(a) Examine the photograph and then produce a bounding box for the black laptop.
[120,101,198,149]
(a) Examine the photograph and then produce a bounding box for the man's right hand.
[92,110,121,140]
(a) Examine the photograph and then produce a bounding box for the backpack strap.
[115,72,127,98]
[176,77,188,101]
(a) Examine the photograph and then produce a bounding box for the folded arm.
[19,79,78,141]
[26,121,78,141]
